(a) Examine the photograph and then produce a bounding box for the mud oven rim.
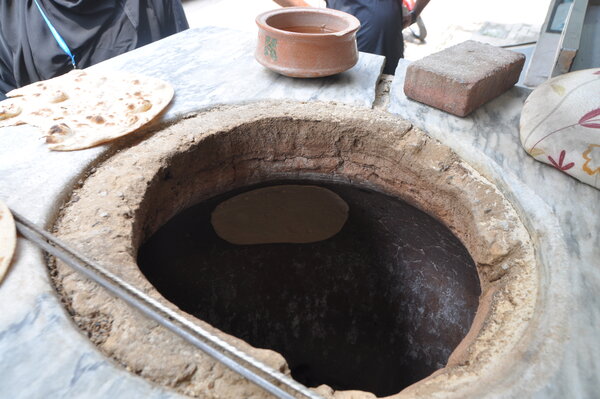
[50,100,565,399]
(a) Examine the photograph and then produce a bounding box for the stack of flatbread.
[0,69,173,151]
[0,201,16,285]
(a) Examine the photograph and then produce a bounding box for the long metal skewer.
[12,210,323,399]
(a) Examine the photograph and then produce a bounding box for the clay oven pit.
[50,101,537,399]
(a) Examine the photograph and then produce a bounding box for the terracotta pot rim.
[256,7,361,38]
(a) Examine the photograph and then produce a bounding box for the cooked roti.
[0,201,16,284]
[0,69,174,151]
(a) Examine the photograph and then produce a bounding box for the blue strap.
[33,0,77,68]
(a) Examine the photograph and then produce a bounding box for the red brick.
[403,40,525,117]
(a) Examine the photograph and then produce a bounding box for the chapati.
[211,185,349,245]
[0,69,173,151]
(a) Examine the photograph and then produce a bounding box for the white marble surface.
[390,60,599,398]
[0,26,598,398]
[90,26,384,120]
[0,26,384,399]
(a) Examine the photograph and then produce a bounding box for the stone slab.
[403,40,525,116]
[0,23,597,399]
[0,26,383,399]
[390,59,600,398]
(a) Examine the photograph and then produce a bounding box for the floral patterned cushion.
[520,68,600,190]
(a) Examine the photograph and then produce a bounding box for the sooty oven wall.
[138,180,480,397]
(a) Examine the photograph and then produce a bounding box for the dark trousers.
[326,0,403,75]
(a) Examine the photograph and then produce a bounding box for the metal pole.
[13,210,324,399]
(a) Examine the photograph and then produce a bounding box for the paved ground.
[181,0,552,61]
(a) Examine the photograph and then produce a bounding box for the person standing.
[273,0,430,75]
[0,0,189,99]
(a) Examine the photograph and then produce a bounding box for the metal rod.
[13,210,324,399]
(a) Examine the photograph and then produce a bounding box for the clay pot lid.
[256,7,360,38]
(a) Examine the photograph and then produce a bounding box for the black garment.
[0,0,188,98]
[326,0,403,75]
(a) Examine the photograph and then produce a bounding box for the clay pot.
[255,7,361,78]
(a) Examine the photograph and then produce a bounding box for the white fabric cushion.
[520,68,600,190]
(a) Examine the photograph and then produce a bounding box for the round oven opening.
[137,180,480,396]
[50,101,537,399]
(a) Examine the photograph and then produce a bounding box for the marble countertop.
[390,62,599,399]
[0,26,598,398]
